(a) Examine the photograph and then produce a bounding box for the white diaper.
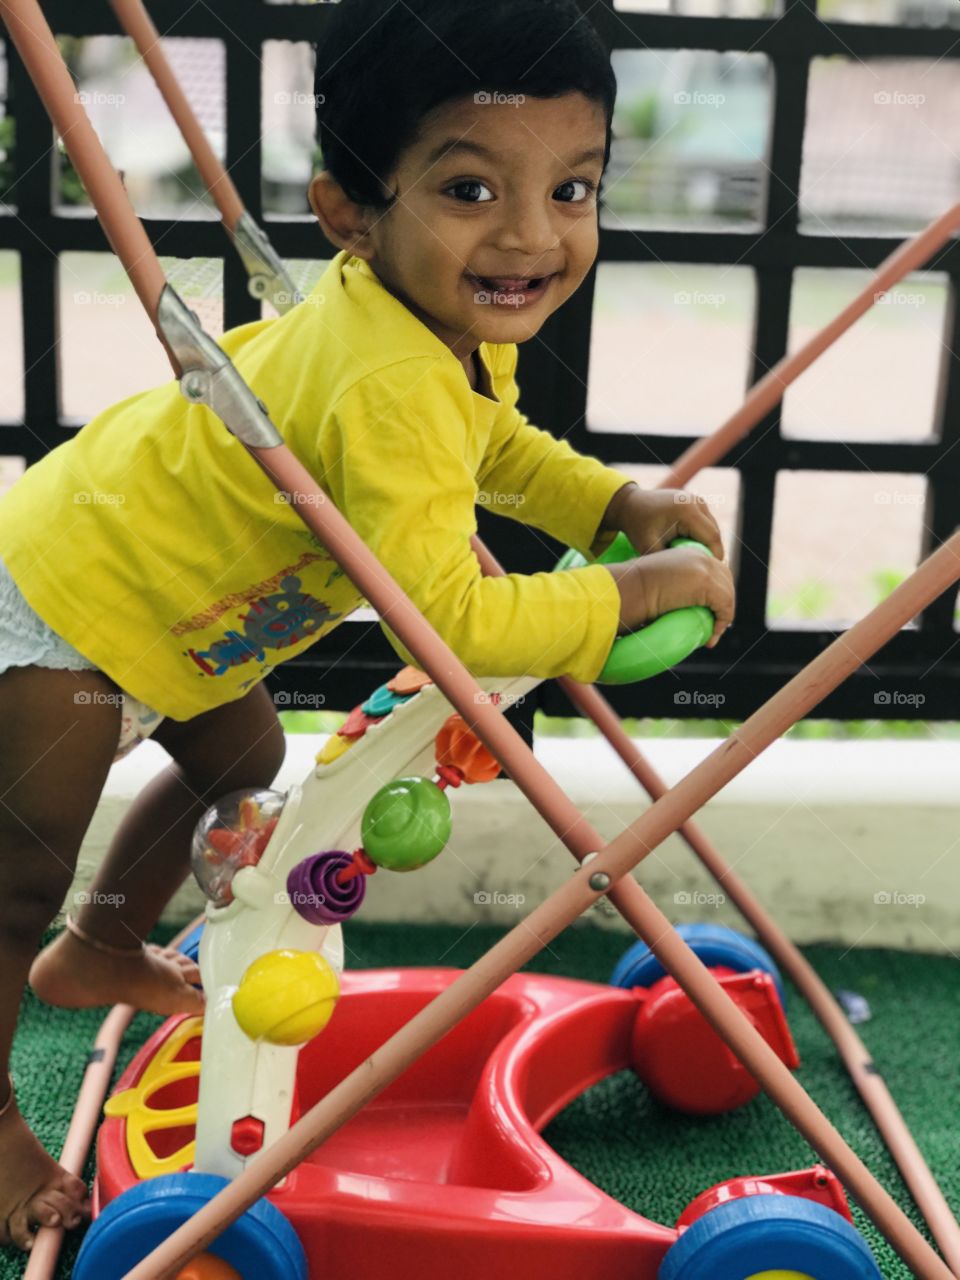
[0,555,165,763]
[114,693,164,762]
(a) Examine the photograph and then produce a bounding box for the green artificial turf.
[2,920,957,1278]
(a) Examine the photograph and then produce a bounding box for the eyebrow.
[425,138,606,169]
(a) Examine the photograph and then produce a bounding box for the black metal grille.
[1,0,959,724]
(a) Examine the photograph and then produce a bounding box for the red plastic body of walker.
[93,969,849,1277]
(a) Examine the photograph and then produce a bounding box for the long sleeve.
[316,356,622,684]
[477,344,633,558]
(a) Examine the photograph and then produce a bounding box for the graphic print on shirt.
[184,574,342,678]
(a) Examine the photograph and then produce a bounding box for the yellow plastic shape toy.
[103,1015,203,1180]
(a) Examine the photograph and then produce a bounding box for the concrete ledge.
[73,735,960,953]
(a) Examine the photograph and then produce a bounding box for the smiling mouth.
[466,272,556,296]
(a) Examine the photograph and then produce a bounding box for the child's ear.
[308,171,378,259]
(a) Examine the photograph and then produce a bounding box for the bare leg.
[0,664,121,1250]
[29,682,286,1014]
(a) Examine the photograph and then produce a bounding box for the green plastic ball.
[361,777,452,871]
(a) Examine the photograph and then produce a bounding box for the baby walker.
[3,2,960,1277]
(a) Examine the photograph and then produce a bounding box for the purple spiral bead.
[286,851,366,925]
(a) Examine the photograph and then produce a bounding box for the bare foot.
[0,1083,89,1250]
[28,928,205,1017]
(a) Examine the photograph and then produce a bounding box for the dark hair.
[313,0,617,210]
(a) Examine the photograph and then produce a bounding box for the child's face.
[311,92,607,362]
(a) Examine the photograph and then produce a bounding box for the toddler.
[0,0,734,1251]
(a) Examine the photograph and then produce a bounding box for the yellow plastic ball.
[232,949,340,1046]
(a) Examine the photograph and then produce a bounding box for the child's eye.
[554,178,597,204]
[445,179,495,203]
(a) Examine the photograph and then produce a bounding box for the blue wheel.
[177,922,205,966]
[611,923,786,1008]
[658,1195,882,1278]
[74,1172,307,1280]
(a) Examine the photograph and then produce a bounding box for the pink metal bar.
[661,201,960,488]
[106,0,245,231]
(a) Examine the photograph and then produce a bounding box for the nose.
[493,192,559,264]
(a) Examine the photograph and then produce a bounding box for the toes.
[180,985,206,1013]
[177,958,203,985]
[35,1188,86,1229]
[7,1202,37,1251]
[57,1171,90,1206]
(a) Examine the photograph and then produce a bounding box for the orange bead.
[387,665,434,695]
[435,714,502,784]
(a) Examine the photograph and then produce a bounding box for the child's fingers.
[677,495,724,560]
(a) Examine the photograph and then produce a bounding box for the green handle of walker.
[555,533,715,685]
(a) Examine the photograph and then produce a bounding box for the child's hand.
[605,545,735,649]
[601,484,725,561]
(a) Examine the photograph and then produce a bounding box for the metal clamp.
[230,210,304,315]
[157,284,282,448]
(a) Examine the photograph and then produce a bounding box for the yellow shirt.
[0,251,628,720]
